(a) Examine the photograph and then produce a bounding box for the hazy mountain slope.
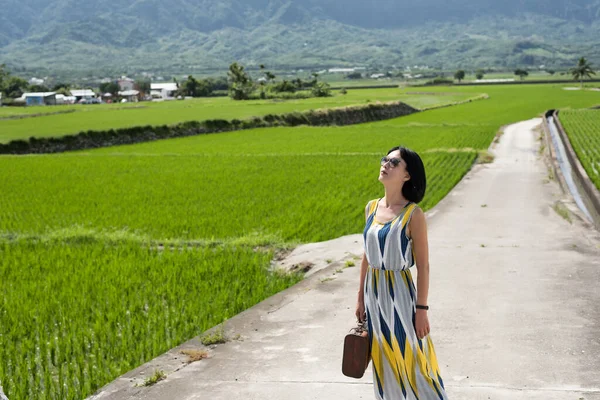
[0,0,599,73]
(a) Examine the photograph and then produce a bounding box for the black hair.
[386,146,427,203]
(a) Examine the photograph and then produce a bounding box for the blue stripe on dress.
[394,307,407,356]
[375,368,384,398]
[378,222,392,268]
[379,309,392,348]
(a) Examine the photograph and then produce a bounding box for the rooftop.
[21,92,56,98]
[70,89,96,96]
[151,83,178,91]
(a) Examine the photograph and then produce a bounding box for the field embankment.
[0,101,419,154]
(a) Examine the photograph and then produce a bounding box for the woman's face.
[379,150,410,185]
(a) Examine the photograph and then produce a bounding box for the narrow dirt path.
[91,119,600,400]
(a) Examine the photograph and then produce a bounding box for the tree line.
[452,57,595,85]
[1,61,331,103]
[227,62,331,101]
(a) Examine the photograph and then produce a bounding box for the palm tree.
[570,57,596,88]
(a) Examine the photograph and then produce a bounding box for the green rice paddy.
[0,89,475,143]
[559,109,600,191]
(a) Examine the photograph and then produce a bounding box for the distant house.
[118,77,135,91]
[151,83,178,100]
[118,90,140,103]
[70,89,96,102]
[20,92,57,106]
[328,68,355,73]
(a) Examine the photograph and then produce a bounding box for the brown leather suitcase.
[342,321,371,378]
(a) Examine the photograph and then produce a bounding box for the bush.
[425,77,454,86]
[311,82,332,97]
[345,72,363,79]
[0,98,26,107]
[271,80,297,93]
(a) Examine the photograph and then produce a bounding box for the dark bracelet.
[416,305,429,310]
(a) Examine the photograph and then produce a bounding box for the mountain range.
[1,0,599,75]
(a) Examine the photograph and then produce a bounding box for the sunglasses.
[380,156,402,168]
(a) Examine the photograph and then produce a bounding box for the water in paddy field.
[546,115,593,221]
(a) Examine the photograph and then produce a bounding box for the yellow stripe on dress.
[417,342,438,391]
[381,333,402,385]
[427,337,442,379]
[369,199,378,215]
[401,269,412,290]
[403,338,419,397]
[388,270,395,287]
[371,335,385,389]
[400,203,418,229]
[391,334,409,389]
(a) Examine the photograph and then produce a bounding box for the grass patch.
[552,202,572,223]
[142,370,166,387]
[200,324,228,346]
[345,260,356,267]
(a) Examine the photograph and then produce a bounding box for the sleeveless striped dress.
[363,199,447,400]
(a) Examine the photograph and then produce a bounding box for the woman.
[355,146,447,400]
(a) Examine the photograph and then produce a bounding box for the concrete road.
[92,119,600,400]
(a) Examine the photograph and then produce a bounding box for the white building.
[118,90,140,102]
[70,89,96,102]
[118,77,135,91]
[150,83,178,100]
[328,68,355,73]
[19,92,57,106]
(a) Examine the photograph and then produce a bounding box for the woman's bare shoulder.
[407,205,426,236]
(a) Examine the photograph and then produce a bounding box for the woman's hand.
[355,299,366,323]
[415,309,430,339]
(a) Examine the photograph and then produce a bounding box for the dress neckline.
[373,198,412,225]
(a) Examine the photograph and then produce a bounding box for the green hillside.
[1,0,599,74]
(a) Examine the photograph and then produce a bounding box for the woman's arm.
[357,252,368,301]
[356,202,371,322]
[358,201,371,299]
[409,207,431,338]
[355,251,368,322]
